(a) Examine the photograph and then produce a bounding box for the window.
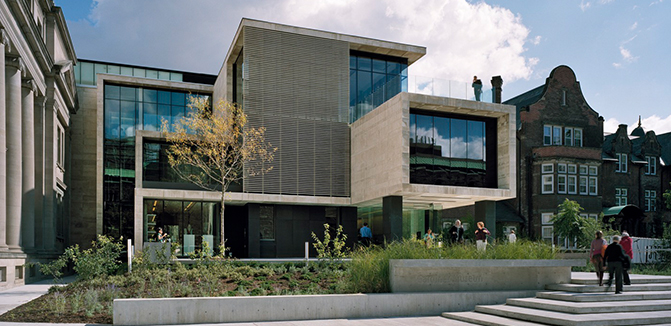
[553,126,562,145]
[350,52,408,122]
[543,125,551,145]
[589,214,598,221]
[557,175,567,194]
[579,165,588,175]
[562,90,567,106]
[542,213,554,225]
[568,164,577,174]
[579,176,588,195]
[542,226,554,240]
[542,164,554,173]
[557,163,567,174]
[646,156,657,175]
[568,175,577,194]
[589,177,598,195]
[589,166,598,175]
[564,128,573,146]
[542,175,554,194]
[573,128,582,147]
[616,188,628,206]
[57,126,65,168]
[616,153,628,173]
[645,190,657,212]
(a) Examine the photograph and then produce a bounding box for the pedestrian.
[604,235,628,294]
[474,221,490,251]
[449,220,464,244]
[157,227,169,243]
[620,231,633,285]
[360,222,372,247]
[590,230,607,286]
[423,228,436,247]
[472,76,483,101]
[508,229,517,244]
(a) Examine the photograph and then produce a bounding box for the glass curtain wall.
[143,199,220,256]
[103,84,210,240]
[349,51,408,123]
[409,112,492,188]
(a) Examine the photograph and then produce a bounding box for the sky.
[54,0,671,135]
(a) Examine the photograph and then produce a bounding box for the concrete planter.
[390,259,585,293]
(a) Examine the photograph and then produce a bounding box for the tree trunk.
[220,191,226,253]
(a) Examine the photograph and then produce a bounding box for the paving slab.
[546,282,671,293]
[475,304,671,326]
[571,272,671,285]
[506,297,671,313]
[536,290,671,302]
[442,311,548,326]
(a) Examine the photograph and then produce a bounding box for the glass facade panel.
[410,112,493,188]
[349,52,408,123]
[103,84,211,240]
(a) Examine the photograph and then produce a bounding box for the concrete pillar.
[21,78,35,251]
[475,200,497,239]
[33,96,46,250]
[383,196,403,241]
[0,31,8,251]
[42,99,55,252]
[5,55,23,252]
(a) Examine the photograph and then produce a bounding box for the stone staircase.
[442,272,671,326]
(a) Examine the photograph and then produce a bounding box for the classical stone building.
[0,0,77,290]
[71,19,517,258]
[503,66,604,242]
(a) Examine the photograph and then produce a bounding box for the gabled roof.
[503,84,544,129]
[657,131,671,166]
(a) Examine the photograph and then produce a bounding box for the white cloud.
[619,46,638,62]
[630,22,638,30]
[580,1,592,11]
[599,0,614,4]
[603,115,671,135]
[64,0,536,84]
[532,35,542,45]
[612,62,622,68]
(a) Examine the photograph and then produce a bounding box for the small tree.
[162,97,276,252]
[552,199,584,247]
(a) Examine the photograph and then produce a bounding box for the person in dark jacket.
[449,220,464,244]
[604,235,628,294]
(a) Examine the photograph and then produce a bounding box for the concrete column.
[33,96,46,250]
[475,200,497,239]
[42,99,55,252]
[21,79,36,251]
[5,54,23,252]
[0,30,8,251]
[383,196,403,241]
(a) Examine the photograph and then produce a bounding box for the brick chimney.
[491,76,503,104]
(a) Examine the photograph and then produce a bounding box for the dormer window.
[616,153,628,173]
[645,156,656,175]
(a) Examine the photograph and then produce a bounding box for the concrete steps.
[442,273,671,326]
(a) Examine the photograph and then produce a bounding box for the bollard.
[305,241,309,267]
[127,239,133,273]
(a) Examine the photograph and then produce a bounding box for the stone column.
[42,99,55,252]
[0,30,8,251]
[475,200,497,239]
[383,195,403,241]
[21,78,36,251]
[5,54,23,252]
[34,96,46,250]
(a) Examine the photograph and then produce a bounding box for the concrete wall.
[389,259,584,293]
[114,290,537,325]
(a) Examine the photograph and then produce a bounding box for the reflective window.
[75,61,184,86]
[350,52,408,123]
[409,112,493,188]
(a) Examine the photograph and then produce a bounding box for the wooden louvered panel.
[243,26,350,197]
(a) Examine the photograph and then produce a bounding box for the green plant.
[552,199,584,245]
[311,223,350,260]
[83,288,103,317]
[38,235,124,281]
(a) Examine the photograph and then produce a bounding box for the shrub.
[38,235,124,281]
[311,223,349,260]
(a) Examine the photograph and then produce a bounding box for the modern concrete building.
[0,0,77,290]
[71,19,517,258]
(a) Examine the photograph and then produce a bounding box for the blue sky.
[55,0,671,134]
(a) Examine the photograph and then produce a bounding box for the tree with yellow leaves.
[161,97,276,253]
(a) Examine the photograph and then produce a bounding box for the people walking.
[474,221,490,251]
[604,235,628,294]
[360,222,372,247]
[449,220,464,244]
[590,230,607,286]
[620,231,633,285]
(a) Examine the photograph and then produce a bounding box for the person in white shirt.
[508,230,517,244]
